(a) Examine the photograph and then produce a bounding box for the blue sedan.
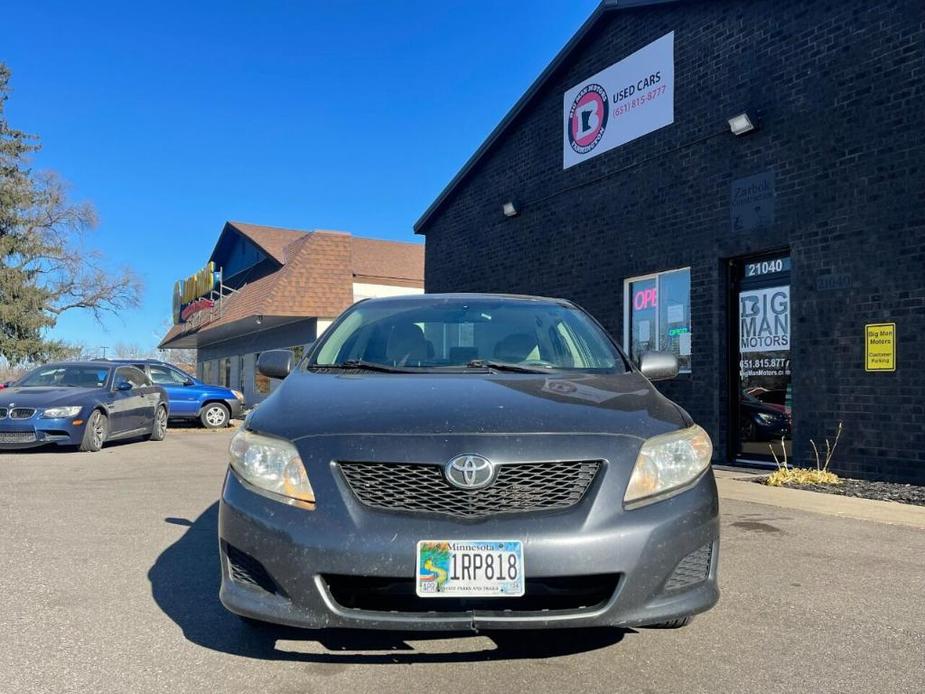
[0,362,169,452]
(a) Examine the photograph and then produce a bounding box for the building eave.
[413,0,683,235]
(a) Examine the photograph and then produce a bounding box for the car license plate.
[416,540,524,597]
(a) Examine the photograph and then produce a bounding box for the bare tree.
[154,318,197,373]
[113,342,156,360]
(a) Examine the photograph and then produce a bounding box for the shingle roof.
[225,221,309,263]
[351,236,425,283]
[159,226,424,348]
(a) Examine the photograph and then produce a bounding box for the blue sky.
[3,0,598,352]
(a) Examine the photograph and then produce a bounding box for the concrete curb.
[714,470,925,529]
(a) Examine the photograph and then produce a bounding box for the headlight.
[755,412,779,424]
[624,425,713,506]
[42,406,82,418]
[228,429,314,504]
[231,390,244,401]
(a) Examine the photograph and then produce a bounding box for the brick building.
[160,221,423,404]
[415,0,925,482]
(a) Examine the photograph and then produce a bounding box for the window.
[115,366,150,389]
[202,360,218,384]
[18,365,110,388]
[149,365,190,385]
[624,268,692,372]
[312,297,623,372]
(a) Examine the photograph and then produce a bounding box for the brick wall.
[419,0,925,483]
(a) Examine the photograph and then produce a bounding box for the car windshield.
[310,297,626,372]
[17,365,111,388]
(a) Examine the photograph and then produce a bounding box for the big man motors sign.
[563,32,675,169]
[172,262,220,325]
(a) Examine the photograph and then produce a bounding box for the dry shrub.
[763,422,843,487]
[765,467,841,487]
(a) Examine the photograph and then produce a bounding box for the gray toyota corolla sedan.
[219,294,718,632]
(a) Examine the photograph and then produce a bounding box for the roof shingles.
[160,224,423,348]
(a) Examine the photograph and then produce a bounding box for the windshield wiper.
[466,359,550,374]
[332,359,408,373]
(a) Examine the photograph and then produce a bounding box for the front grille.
[223,542,285,596]
[663,543,713,592]
[0,408,7,419]
[10,408,36,420]
[338,460,602,518]
[0,431,37,443]
[323,574,620,614]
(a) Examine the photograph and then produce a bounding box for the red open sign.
[633,288,657,310]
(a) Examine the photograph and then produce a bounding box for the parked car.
[0,362,169,452]
[219,294,719,633]
[104,359,243,429]
[740,391,791,442]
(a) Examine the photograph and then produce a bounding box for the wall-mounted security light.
[502,201,519,217]
[728,112,758,136]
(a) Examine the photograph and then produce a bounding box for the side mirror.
[257,349,294,380]
[638,351,679,381]
[183,378,195,386]
[116,381,133,391]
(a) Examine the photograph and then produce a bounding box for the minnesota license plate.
[416,540,524,597]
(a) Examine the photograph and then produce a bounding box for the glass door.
[733,254,792,462]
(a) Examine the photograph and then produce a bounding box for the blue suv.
[104,359,244,428]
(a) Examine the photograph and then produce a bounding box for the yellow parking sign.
[865,323,895,372]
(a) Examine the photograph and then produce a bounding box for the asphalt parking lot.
[1,431,923,694]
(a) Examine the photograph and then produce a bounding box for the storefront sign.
[180,297,215,322]
[739,286,790,353]
[563,32,674,169]
[731,171,775,232]
[744,256,789,278]
[865,323,895,372]
[172,261,220,324]
[633,287,658,310]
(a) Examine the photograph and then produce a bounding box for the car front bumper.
[218,458,719,631]
[224,398,244,420]
[0,417,82,450]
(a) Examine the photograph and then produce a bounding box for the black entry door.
[732,254,792,463]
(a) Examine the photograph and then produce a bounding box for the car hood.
[248,370,689,441]
[0,386,101,408]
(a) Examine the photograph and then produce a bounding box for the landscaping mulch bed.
[752,475,925,507]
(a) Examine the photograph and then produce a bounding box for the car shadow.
[148,502,630,663]
[0,436,148,455]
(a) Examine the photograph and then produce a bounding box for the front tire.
[147,406,168,441]
[201,403,230,429]
[79,410,108,452]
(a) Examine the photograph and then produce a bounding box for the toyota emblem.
[444,454,496,490]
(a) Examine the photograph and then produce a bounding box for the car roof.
[95,358,169,365]
[355,292,575,307]
[33,361,115,369]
